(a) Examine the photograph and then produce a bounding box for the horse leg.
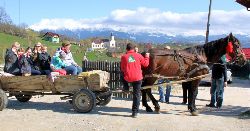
[182,82,189,104]
[186,82,192,110]
[146,88,160,113]
[189,80,200,116]
[141,89,153,112]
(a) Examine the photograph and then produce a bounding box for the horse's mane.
[183,35,230,63]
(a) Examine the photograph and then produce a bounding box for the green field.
[0,32,119,65]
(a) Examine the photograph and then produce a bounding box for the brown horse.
[141,33,247,115]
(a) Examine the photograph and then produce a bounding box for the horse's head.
[226,33,247,66]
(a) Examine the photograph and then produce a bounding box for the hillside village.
[0,1,250,130]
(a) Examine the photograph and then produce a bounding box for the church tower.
[109,33,116,48]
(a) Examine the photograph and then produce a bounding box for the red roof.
[225,48,250,61]
[43,32,59,37]
[242,48,250,59]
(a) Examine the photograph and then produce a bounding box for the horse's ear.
[229,32,233,38]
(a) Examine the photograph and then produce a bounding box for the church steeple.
[110,32,114,41]
[109,32,116,48]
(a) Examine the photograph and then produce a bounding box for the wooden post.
[205,0,212,45]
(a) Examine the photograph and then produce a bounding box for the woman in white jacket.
[53,42,82,75]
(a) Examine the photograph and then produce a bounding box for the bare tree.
[0,7,12,24]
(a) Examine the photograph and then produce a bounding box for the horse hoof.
[191,111,199,116]
[155,107,160,113]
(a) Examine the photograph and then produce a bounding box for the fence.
[82,60,132,99]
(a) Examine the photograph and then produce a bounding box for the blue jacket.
[51,56,67,70]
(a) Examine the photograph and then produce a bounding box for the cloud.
[29,7,250,36]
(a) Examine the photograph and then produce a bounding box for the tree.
[0,7,12,24]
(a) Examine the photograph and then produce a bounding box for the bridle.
[227,37,245,64]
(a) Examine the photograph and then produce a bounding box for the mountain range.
[41,29,250,48]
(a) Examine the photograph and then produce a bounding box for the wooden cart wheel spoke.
[76,94,90,108]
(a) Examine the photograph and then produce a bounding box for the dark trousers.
[182,82,191,103]
[121,72,129,91]
[131,80,142,113]
[41,69,51,75]
[31,69,41,75]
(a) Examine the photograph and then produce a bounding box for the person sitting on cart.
[19,47,41,76]
[18,48,31,76]
[54,41,82,75]
[50,51,67,75]
[31,42,43,71]
[4,42,22,75]
[37,46,51,75]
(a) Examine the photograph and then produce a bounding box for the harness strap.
[173,50,186,76]
[142,74,210,90]
[186,64,210,78]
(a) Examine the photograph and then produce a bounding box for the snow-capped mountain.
[41,29,250,47]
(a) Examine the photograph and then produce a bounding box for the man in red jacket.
[121,43,150,118]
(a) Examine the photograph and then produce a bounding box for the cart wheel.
[97,95,112,106]
[0,89,8,111]
[15,94,32,102]
[72,89,96,113]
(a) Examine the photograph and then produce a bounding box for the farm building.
[91,33,116,50]
[43,32,60,43]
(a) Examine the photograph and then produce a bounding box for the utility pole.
[18,0,20,28]
[205,0,212,44]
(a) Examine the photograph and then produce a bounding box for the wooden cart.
[0,70,111,113]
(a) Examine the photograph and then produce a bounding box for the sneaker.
[166,101,170,104]
[181,101,187,105]
[132,112,138,118]
[216,106,222,109]
[206,104,216,108]
[216,99,222,108]
[158,99,165,103]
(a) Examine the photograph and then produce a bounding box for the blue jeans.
[210,78,224,107]
[158,79,172,102]
[64,65,82,75]
[31,69,41,75]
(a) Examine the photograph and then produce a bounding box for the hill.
[42,29,250,48]
[0,32,119,65]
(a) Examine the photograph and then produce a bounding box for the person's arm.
[139,53,150,67]
[5,50,14,63]
[48,54,51,63]
[68,52,78,66]
[50,57,66,71]
[120,56,126,72]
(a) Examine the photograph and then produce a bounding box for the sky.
[1,0,250,36]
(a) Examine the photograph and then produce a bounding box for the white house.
[91,39,105,50]
[91,33,116,50]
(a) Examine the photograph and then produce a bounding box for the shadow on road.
[199,105,250,119]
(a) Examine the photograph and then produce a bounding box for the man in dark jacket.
[4,42,21,75]
[121,43,149,118]
[206,57,227,108]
